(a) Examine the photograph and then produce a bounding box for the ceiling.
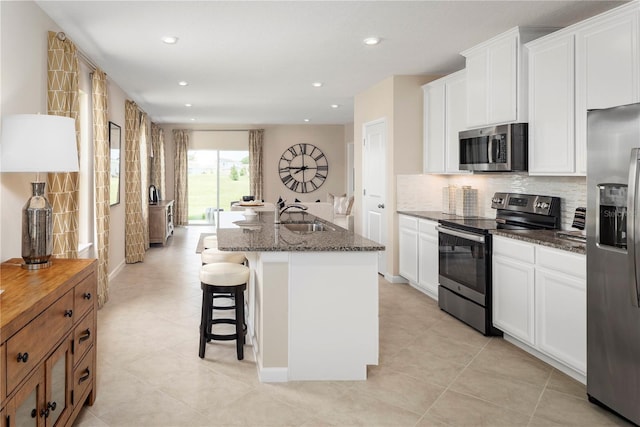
[35,1,625,126]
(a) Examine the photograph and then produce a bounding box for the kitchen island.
[216,211,384,382]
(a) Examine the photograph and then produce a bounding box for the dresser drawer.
[73,312,94,368]
[73,346,94,407]
[74,274,96,318]
[6,290,74,394]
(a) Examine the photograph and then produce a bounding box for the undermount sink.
[283,222,336,233]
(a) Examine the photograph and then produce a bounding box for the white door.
[363,119,387,274]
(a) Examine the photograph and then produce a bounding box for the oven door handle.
[436,225,486,243]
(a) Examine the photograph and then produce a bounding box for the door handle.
[377,204,385,209]
[627,148,640,307]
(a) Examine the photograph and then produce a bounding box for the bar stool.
[201,247,246,265]
[199,262,249,360]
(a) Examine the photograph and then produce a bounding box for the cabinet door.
[465,52,488,127]
[536,267,586,375]
[5,366,44,427]
[44,341,71,427]
[398,216,419,284]
[418,230,438,298]
[493,255,536,345]
[488,36,518,124]
[424,85,446,173]
[528,34,578,175]
[1,343,5,405]
[444,71,467,173]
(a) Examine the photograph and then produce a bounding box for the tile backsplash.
[397,173,586,230]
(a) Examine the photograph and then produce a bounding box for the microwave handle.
[487,139,494,164]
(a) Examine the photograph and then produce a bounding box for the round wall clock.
[278,143,328,193]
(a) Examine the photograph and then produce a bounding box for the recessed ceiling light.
[161,36,179,44]
[312,82,323,88]
[184,103,192,107]
[190,118,196,121]
[178,81,188,86]
[330,104,340,109]
[363,37,381,46]
[303,119,310,122]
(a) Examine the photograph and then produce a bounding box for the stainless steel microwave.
[459,123,528,172]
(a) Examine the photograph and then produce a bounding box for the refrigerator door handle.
[627,148,640,307]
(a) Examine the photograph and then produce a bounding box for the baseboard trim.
[108,260,126,282]
[383,273,407,284]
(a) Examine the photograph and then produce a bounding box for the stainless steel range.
[436,192,561,335]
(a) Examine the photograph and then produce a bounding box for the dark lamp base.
[21,260,52,270]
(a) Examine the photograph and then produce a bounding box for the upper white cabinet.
[527,1,640,176]
[423,70,468,174]
[527,34,580,175]
[461,27,554,128]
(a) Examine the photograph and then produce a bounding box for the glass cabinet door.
[44,341,71,427]
[8,366,44,427]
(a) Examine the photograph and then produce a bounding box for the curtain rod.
[56,32,100,72]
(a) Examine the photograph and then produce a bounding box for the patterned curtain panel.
[47,31,80,259]
[150,124,166,198]
[92,69,110,308]
[249,129,264,201]
[173,129,189,226]
[124,100,145,263]
[140,115,149,249]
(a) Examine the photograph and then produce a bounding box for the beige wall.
[353,75,440,279]
[159,123,348,208]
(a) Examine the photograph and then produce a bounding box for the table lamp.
[1,114,79,269]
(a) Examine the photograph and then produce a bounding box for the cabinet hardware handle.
[48,401,57,411]
[79,368,91,383]
[83,292,92,300]
[40,408,49,418]
[17,352,29,363]
[79,329,91,343]
[31,409,37,418]
[64,309,73,317]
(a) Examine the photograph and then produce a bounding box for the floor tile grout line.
[526,367,554,426]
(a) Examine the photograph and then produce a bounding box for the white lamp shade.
[1,114,79,173]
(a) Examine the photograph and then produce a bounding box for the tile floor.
[75,226,631,427]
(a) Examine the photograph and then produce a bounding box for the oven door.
[436,225,489,306]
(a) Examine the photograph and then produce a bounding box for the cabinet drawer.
[493,236,535,263]
[399,215,418,231]
[73,347,94,407]
[418,219,438,237]
[6,290,74,395]
[74,275,96,318]
[73,312,95,368]
[536,246,586,279]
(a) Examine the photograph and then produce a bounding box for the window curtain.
[139,115,149,249]
[124,100,145,263]
[150,124,166,199]
[249,129,264,201]
[47,31,80,258]
[92,69,110,307]
[173,129,189,226]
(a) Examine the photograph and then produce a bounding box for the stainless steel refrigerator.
[587,102,640,425]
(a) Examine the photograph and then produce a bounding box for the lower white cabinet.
[492,236,586,378]
[399,215,439,299]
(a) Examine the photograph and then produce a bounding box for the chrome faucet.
[274,203,308,224]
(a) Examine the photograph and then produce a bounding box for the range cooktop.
[439,217,498,233]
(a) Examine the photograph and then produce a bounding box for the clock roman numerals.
[279,143,328,193]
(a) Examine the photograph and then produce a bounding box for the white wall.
[0,1,60,261]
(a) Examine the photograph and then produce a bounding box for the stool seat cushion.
[203,235,218,249]
[202,248,246,264]
[200,262,250,286]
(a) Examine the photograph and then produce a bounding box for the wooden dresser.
[149,200,174,245]
[0,258,97,427]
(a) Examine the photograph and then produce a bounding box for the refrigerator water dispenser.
[598,184,627,249]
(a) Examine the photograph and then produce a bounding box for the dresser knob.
[83,292,92,300]
[47,401,57,411]
[31,409,37,418]
[17,352,29,363]
[64,309,73,318]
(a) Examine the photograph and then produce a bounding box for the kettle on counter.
[149,185,159,204]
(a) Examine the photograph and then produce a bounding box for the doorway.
[187,149,250,225]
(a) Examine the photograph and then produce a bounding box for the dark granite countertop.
[216,211,385,252]
[397,211,468,221]
[491,229,586,255]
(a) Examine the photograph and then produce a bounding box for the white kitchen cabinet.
[398,215,438,300]
[417,219,439,298]
[492,235,587,380]
[527,34,580,175]
[398,215,419,284]
[423,70,468,174]
[462,27,554,128]
[492,237,536,346]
